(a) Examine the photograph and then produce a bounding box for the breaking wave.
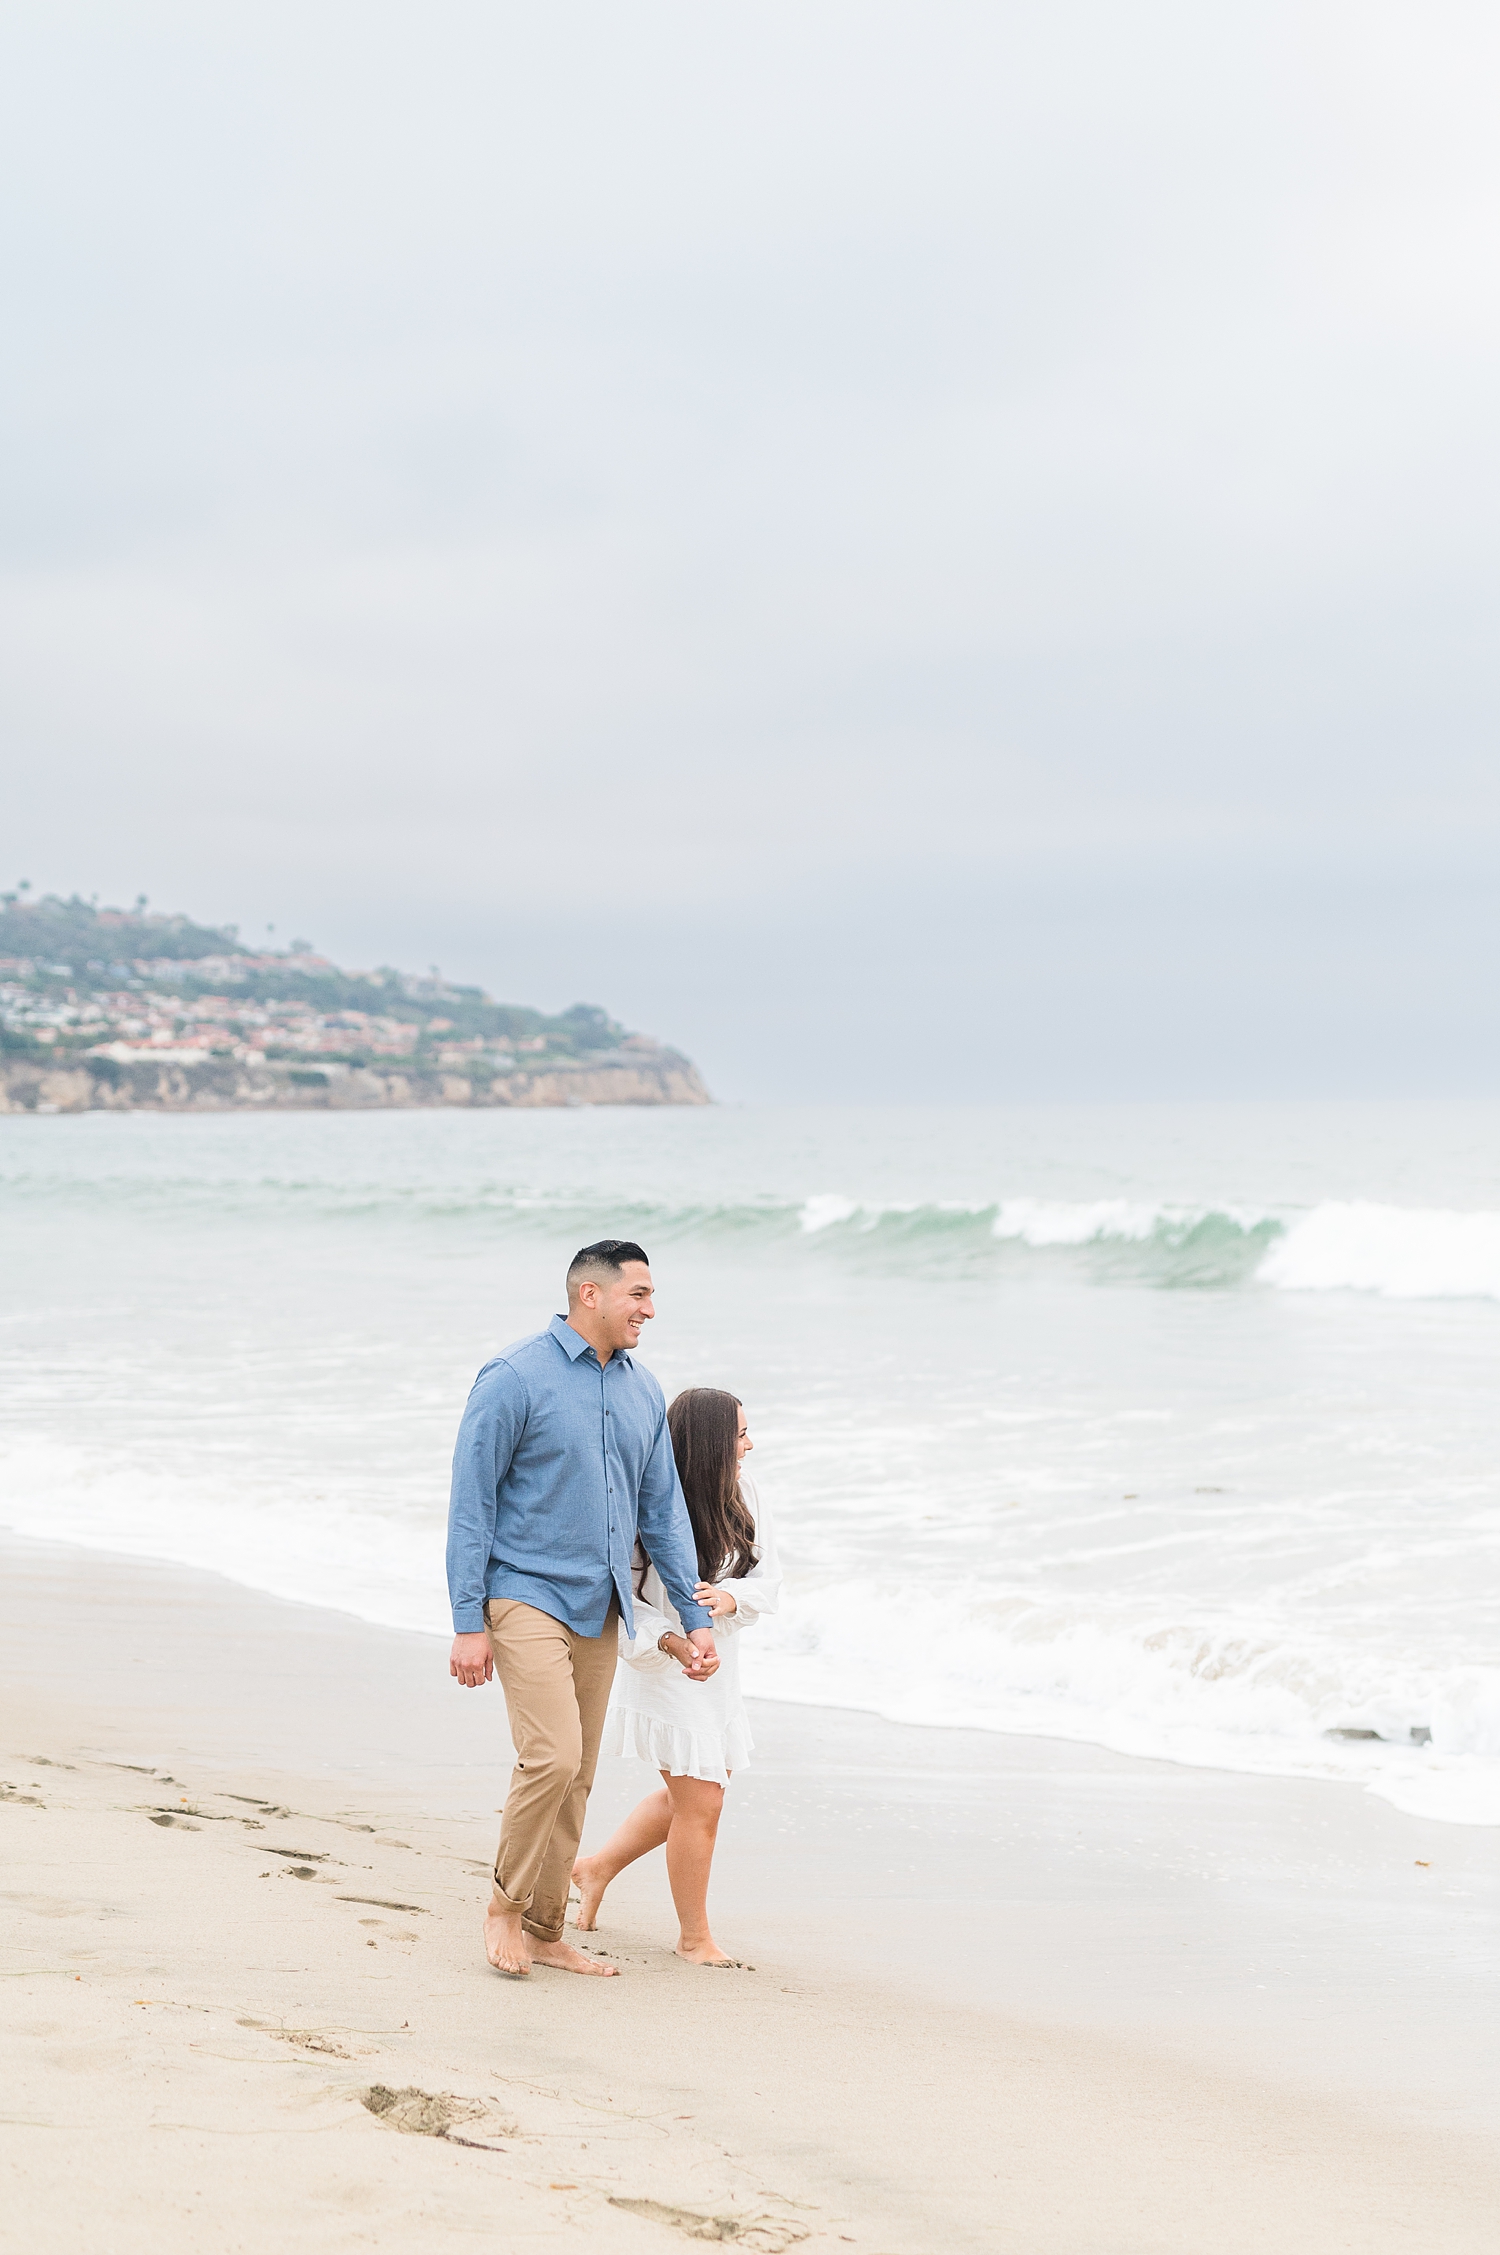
[8,1151,1500,1297]
[795,1192,1500,1298]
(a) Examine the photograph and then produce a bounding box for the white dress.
[601,1475,780,1788]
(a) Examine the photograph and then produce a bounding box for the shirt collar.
[549,1312,632,1368]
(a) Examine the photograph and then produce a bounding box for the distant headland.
[0,890,710,1115]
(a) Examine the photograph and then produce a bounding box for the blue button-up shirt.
[445,1314,711,1640]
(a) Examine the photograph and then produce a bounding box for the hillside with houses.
[0,892,708,1114]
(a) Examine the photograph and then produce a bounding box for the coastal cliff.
[0,1049,709,1115]
[0,891,710,1113]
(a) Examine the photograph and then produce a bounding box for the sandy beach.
[3,1533,1498,2253]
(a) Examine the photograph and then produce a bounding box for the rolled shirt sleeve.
[445,1360,527,1634]
[635,1411,712,1634]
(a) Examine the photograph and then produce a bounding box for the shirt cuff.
[676,1600,712,1633]
[453,1605,487,1635]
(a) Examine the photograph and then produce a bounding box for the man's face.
[583,1261,655,1353]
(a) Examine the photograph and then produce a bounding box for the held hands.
[694,1582,739,1619]
[449,1631,494,1689]
[662,1626,719,1681]
[455,1623,715,1685]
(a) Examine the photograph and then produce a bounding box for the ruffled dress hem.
[600,1704,754,1786]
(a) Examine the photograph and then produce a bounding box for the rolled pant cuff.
[522,1917,565,1944]
[490,1879,529,1918]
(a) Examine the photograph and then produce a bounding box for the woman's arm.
[617,1580,679,1669]
[616,1560,710,1676]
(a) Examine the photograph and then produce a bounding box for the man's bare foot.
[530,1936,620,1976]
[675,1937,752,1968]
[570,1853,609,1931]
[484,1899,531,1978]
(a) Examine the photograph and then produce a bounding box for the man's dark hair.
[567,1238,650,1290]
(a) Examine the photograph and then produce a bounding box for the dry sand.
[3,1534,1499,2253]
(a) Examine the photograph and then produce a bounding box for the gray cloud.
[4,2,1499,1096]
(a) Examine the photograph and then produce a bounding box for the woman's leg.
[571,1787,672,1928]
[663,1772,734,1963]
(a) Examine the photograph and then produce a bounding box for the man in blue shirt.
[447,1239,717,1978]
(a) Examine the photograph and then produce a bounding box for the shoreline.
[4,1533,1500,2251]
[4,1514,1486,1829]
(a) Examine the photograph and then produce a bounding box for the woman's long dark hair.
[666,1386,758,1584]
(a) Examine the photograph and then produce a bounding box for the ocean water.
[3,1101,1499,1824]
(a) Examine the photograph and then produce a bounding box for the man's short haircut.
[567,1238,650,1291]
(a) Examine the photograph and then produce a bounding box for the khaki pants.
[483,1596,619,1943]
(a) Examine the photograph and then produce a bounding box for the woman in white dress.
[572,1388,780,1967]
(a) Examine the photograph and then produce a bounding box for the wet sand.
[3,1532,1499,2253]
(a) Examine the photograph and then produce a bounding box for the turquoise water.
[3,1100,1499,1820]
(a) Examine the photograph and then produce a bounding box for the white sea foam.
[1259,1200,1500,1299]
[993,1196,1180,1244]
[742,1579,1500,1826]
[17,1416,1496,1822]
[799,1192,864,1231]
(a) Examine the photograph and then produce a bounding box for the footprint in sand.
[361,2085,515,2148]
[608,2197,809,2250]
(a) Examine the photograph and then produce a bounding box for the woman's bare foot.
[571,1853,609,1931]
[483,1900,530,1978]
[530,1936,619,1976]
[675,1936,752,1968]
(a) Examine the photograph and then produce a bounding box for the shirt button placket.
[604,1370,613,1527]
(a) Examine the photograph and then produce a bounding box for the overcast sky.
[4,2,1499,1100]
